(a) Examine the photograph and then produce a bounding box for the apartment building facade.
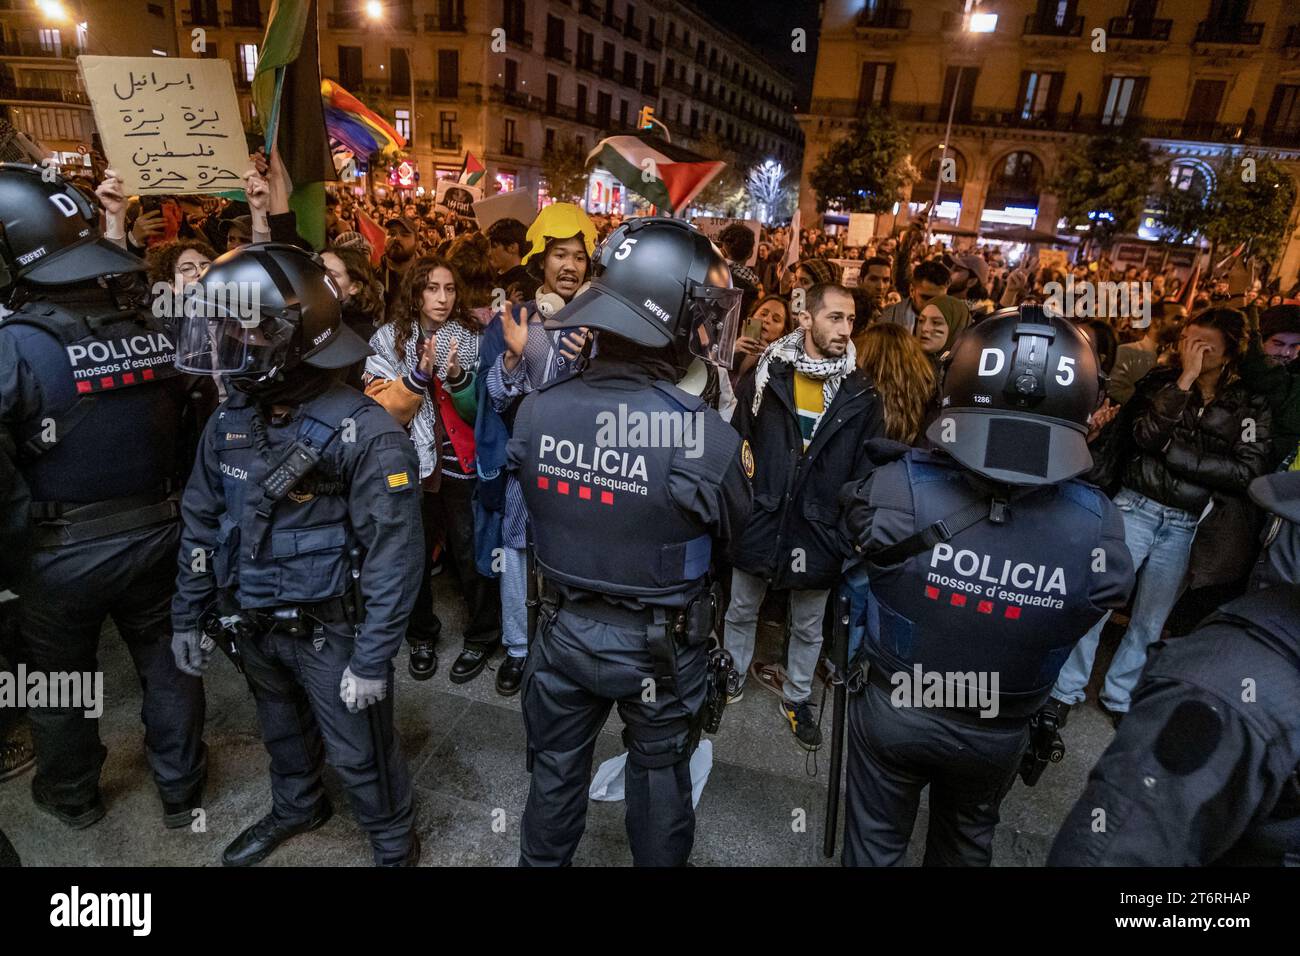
[800,0,1300,278]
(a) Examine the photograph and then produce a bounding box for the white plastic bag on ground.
[588,740,714,808]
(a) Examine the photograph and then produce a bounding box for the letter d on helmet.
[927,305,1100,486]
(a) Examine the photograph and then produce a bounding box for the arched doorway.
[910,144,968,224]
[981,150,1046,228]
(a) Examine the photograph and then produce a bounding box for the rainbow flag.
[321,78,407,159]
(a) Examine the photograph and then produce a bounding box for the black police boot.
[34,789,107,830]
[449,646,490,685]
[222,800,334,867]
[408,641,438,681]
[162,774,206,830]
[495,654,526,697]
[0,734,35,783]
[377,833,421,867]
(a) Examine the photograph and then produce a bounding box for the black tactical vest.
[3,298,185,504]
[864,451,1112,716]
[208,384,368,610]
[519,375,713,606]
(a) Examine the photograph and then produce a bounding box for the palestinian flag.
[458,152,485,186]
[354,206,386,267]
[253,0,334,249]
[586,134,724,213]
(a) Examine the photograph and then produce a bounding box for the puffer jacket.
[1122,366,1273,516]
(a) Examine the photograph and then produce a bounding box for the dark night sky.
[688,0,822,108]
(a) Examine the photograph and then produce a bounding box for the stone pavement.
[0,578,1120,866]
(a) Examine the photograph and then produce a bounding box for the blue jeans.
[500,545,529,658]
[1052,487,1200,713]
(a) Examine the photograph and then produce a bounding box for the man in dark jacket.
[1241,304,1300,469]
[726,283,885,749]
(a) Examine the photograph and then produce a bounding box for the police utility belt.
[29,488,179,548]
[539,581,720,693]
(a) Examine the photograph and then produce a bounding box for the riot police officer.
[0,164,207,829]
[838,305,1135,866]
[170,243,424,866]
[507,217,752,866]
[1048,470,1300,866]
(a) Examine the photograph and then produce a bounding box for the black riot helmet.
[926,304,1100,486]
[544,216,742,371]
[174,242,371,386]
[0,162,144,293]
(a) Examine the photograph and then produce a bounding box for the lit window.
[39,29,62,56]
[395,109,411,142]
[238,43,259,84]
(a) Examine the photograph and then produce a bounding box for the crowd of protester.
[3,156,1299,808]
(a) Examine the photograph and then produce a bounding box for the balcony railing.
[0,85,90,105]
[641,76,658,96]
[646,32,662,51]
[1194,20,1264,44]
[507,29,533,49]
[226,10,262,28]
[855,7,911,30]
[545,44,572,63]
[1107,16,1171,41]
[424,13,466,32]
[805,97,1269,147]
[501,141,525,157]
[0,38,81,58]
[605,14,623,32]
[180,8,221,27]
[432,134,462,151]
[1024,14,1084,37]
[579,0,601,19]
[576,54,597,73]
[625,23,642,42]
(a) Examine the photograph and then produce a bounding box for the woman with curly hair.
[145,237,215,293]
[364,255,501,684]
[855,322,935,445]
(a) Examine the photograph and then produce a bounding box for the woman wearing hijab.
[913,293,971,364]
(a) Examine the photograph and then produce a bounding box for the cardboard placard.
[78,55,247,195]
[1037,248,1070,272]
[846,213,876,247]
[830,259,862,288]
[435,178,481,217]
[472,189,538,231]
[692,217,760,266]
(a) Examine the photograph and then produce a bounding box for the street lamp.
[36,0,68,21]
[926,0,996,242]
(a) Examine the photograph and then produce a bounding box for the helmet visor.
[174,301,295,375]
[686,285,743,369]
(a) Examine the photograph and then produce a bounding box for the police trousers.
[19,521,206,806]
[519,606,708,867]
[844,681,1030,867]
[234,619,415,864]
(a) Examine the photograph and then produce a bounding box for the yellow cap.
[522,203,597,264]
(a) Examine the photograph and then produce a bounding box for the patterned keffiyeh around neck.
[750,329,855,437]
[365,320,480,479]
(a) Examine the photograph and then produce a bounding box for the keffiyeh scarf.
[365,320,480,479]
[751,329,855,438]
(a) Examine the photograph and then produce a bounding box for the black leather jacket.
[1121,366,1272,515]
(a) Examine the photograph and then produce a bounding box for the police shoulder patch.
[741,439,755,480]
